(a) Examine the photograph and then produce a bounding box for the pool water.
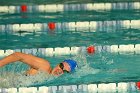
[0,0,140,92]
[0,46,140,88]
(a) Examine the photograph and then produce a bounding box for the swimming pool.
[0,1,140,93]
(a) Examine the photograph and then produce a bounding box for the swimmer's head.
[51,59,77,76]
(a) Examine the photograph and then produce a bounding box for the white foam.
[0,71,53,88]
[71,64,100,79]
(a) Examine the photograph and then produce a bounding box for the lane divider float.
[0,2,140,13]
[0,82,138,93]
[0,44,140,57]
[0,20,140,33]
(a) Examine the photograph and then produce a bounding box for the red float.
[21,5,27,12]
[136,82,140,90]
[48,22,56,30]
[86,46,95,54]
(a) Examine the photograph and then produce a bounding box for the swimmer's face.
[51,62,70,76]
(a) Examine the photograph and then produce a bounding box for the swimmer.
[0,52,77,76]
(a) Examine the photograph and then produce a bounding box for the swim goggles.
[59,63,69,73]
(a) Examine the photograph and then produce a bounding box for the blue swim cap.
[64,59,77,72]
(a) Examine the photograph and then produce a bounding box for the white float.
[0,6,9,13]
[119,44,134,53]
[8,6,16,13]
[49,86,57,93]
[122,20,131,28]
[7,88,17,93]
[104,3,112,10]
[133,2,140,9]
[98,83,116,92]
[111,45,119,52]
[38,5,45,12]
[45,48,54,56]
[38,86,49,93]
[57,4,64,11]
[62,86,71,93]
[88,84,97,93]
[117,82,129,92]
[5,49,14,56]
[34,23,42,31]
[0,25,5,32]
[130,20,140,28]
[54,47,70,55]
[13,24,20,32]
[45,5,57,12]
[71,85,77,92]
[0,50,5,56]
[70,47,81,55]
[135,44,140,54]
[86,3,94,10]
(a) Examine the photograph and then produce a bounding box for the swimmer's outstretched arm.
[0,52,52,75]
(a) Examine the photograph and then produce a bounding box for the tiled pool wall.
[0,1,140,93]
[0,82,139,93]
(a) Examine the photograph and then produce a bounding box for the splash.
[0,49,100,88]
[71,64,100,79]
[70,50,100,78]
[0,70,55,88]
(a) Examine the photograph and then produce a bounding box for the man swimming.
[0,52,77,76]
